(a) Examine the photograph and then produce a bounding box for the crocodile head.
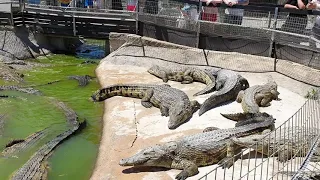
[119,142,177,168]
[147,65,168,82]
[239,76,250,90]
[168,100,200,129]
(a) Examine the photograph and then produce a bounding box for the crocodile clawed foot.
[175,171,188,180]
[310,155,320,162]
[218,157,234,169]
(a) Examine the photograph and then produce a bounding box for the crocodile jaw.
[168,102,200,129]
[119,144,174,167]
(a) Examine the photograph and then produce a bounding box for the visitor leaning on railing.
[280,0,314,34]
[222,0,249,25]
[308,0,320,46]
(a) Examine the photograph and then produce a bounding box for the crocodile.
[11,101,83,180]
[221,81,280,121]
[91,84,200,129]
[236,80,279,113]
[231,126,319,163]
[119,116,275,180]
[2,128,49,157]
[68,75,94,87]
[198,69,249,116]
[220,112,274,127]
[0,85,41,95]
[0,114,5,136]
[147,65,216,96]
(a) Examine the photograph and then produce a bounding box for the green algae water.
[0,54,103,180]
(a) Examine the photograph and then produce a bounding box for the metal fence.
[198,98,320,180]
[132,0,320,70]
[3,1,320,178]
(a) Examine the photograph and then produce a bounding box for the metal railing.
[1,0,320,179]
[198,98,320,180]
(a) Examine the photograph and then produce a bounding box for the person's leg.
[223,14,232,24]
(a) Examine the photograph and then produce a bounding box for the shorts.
[85,0,93,7]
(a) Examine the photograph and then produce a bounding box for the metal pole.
[73,13,76,36]
[268,7,278,63]
[195,0,201,48]
[10,2,14,26]
[135,0,139,35]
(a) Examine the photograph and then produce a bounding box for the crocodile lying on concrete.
[11,101,83,180]
[221,81,280,121]
[231,126,319,162]
[91,84,200,129]
[147,65,216,96]
[199,69,249,116]
[220,112,274,127]
[119,115,275,179]
[68,75,94,87]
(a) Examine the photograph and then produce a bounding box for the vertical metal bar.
[73,12,76,36]
[10,2,14,26]
[195,0,201,48]
[135,0,139,35]
[267,11,271,28]
[268,7,278,63]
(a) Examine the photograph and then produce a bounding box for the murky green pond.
[0,54,103,180]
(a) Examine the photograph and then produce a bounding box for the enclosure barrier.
[2,1,320,178]
[197,99,320,180]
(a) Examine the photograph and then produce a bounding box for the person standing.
[223,0,249,25]
[203,0,223,22]
[85,0,93,10]
[281,0,310,34]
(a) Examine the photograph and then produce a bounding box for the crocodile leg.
[141,89,154,108]
[277,145,295,162]
[270,89,280,100]
[218,141,238,169]
[203,127,220,132]
[236,90,244,103]
[260,97,272,107]
[160,105,169,117]
[172,160,199,180]
[181,76,193,84]
[181,69,194,84]
[158,70,169,82]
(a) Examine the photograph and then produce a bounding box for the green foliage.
[305,88,320,100]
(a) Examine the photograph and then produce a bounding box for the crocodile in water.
[11,101,84,180]
[147,65,216,96]
[68,75,94,87]
[198,69,249,116]
[91,84,200,129]
[119,115,275,180]
[2,128,49,157]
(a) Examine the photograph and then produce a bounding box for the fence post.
[72,12,76,36]
[195,0,202,48]
[135,0,139,35]
[10,2,14,26]
[268,7,278,72]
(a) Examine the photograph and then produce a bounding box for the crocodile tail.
[193,83,216,96]
[199,92,235,116]
[91,84,147,102]
[220,112,252,121]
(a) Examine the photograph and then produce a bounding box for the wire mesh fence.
[197,98,320,180]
